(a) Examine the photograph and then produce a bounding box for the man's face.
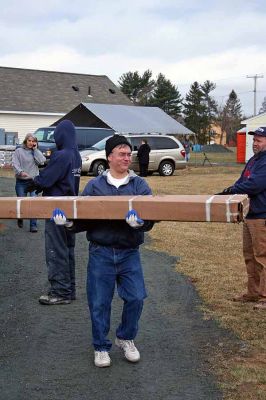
[252,135,266,154]
[108,144,132,173]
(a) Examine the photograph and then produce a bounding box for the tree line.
[118,70,243,145]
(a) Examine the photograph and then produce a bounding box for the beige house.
[210,123,227,145]
[241,112,266,161]
[0,66,131,142]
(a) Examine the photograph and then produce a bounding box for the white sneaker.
[115,338,140,362]
[94,351,111,368]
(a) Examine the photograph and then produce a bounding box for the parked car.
[80,134,186,176]
[34,126,114,163]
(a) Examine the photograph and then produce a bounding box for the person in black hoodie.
[31,120,82,305]
[137,139,150,177]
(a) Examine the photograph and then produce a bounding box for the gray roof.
[0,66,131,113]
[81,103,195,135]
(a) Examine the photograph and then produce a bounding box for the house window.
[88,86,93,97]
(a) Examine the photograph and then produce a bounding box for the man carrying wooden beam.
[217,127,266,310]
[52,135,154,368]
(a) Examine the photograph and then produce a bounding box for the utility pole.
[247,74,264,116]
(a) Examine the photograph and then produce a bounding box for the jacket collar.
[102,169,137,179]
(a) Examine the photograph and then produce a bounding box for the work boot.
[232,293,260,303]
[115,338,140,362]
[39,294,71,305]
[94,351,111,368]
[17,219,23,228]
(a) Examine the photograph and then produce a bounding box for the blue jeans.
[87,243,147,351]
[45,220,76,299]
[15,179,37,229]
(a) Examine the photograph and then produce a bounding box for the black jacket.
[137,143,150,164]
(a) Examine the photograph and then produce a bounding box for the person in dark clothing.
[182,135,191,162]
[52,135,154,367]
[217,127,266,310]
[137,139,150,177]
[30,120,82,305]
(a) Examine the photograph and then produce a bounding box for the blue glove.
[51,208,73,227]
[125,209,144,228]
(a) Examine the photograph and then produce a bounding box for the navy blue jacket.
[71,171,154,248]
[231,150,266,219]
[34,120,82,196]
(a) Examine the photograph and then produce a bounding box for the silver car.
[80,134,186,176]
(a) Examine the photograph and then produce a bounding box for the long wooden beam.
[0,195,249,223]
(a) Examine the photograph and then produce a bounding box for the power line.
[177,72,266,86]
[177,74,265,112]
[215,90,255,97]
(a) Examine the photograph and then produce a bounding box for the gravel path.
[0,177,239,400]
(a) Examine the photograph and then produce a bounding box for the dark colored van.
[34,126,115,162]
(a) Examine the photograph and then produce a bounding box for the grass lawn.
[189,146,238,165]
[1,161,265,399]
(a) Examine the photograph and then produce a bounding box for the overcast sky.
[1,0,265,117]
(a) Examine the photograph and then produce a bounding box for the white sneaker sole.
[94,361,111,368]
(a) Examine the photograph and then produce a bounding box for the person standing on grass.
[182,135,191,162]
[52,134,154,367]
[12,133,46,233]
[217,127,266,310]
[29,120,82,306]
[137,139,150,177]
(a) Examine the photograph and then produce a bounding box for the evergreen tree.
[183,81,207,143]
[148,73,183,118]
[219,90,242,145]
[200,80,218,143]
[118,70,155,104]
[259,96,266,114]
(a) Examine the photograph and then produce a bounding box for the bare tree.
[218,90,242,145]
[259,96,266,114]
